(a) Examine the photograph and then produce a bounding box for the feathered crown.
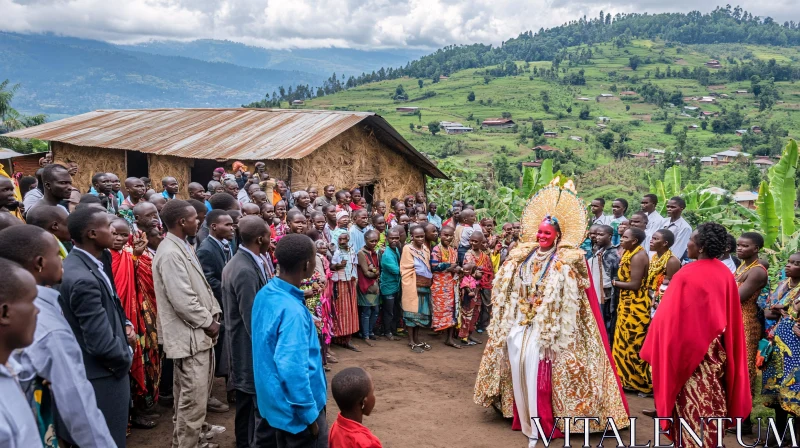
[519,176,587,247]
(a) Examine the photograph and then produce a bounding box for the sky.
[1,0,799,50]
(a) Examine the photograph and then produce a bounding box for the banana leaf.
[539,159,554,188]
[521,167,536,197]
[664,166,681,198]
[756,180,780,247]
[768,139,798,242]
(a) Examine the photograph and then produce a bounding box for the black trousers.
[235,390,276,448]
[275,408,328,448]
[160,349,174,398]
[380,294,398,336]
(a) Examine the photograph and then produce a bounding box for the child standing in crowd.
[314,240,335,369]
[331,232,360,352]
[430,226,462,349]
[455,209,481,265]
[379,228,402,340]
[329,367,382,448]
[335,190,352,215]
[369,214,387,252]
[357,230,381,346]
[469,231,494,334]
[458,263,481,346]
[459,231,489,345]
[589,225,620,340]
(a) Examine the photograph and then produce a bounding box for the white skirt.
[507,323,540,446]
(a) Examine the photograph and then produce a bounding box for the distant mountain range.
[0,33,425,116]
[118,40,427,77]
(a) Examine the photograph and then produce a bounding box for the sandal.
[410,343,425,353]
[420,342,432,351]
[130,414,157,429]
[461,339,477,346]
[343,342,361,352]
[445,341,463,349]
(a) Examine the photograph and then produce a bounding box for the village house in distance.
[6,108,446,201]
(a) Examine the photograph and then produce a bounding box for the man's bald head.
[242,203,261,217]
[0,211,24,231]
[133,201,160,230]
[238,215,271,245]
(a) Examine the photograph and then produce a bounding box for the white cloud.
[1,0,798,50]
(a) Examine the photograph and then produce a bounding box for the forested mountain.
[118,40,427,77]
[247,6,800,105]
[0,33,324,115]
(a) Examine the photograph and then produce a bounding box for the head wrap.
[336,211,349,221]
[232,161,247,172]
[213,167,225,174]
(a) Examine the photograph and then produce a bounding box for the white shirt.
[591,214,612,227]
[721,256,737,274]
[459,223,483,248]
[71,247,114,293]
[663,217,692,260]
[237,188,251,205]
[645,210,665,235]
[239,246,267,280]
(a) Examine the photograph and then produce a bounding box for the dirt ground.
[128,335,761,447]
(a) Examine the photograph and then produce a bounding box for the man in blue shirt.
[252,233,328,447]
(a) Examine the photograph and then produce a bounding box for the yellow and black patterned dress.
[613,245,653,393]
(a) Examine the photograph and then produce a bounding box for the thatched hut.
[6,108,445,201]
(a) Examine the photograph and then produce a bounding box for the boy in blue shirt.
[252,233,328,447]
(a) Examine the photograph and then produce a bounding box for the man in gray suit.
[223,216,276,448]
[153,200,221,448]
[59,206,134,447]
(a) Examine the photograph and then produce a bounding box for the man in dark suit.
[59,206,134,447]
[222,216,276,447]
[197,209,235,412]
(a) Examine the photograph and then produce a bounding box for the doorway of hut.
[126,150,149,179]
[360,183,375,213]
[191,159,225,190]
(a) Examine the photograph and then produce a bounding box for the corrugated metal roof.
[6,108,445,178]
[0,148,25,159]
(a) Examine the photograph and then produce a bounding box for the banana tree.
[767,139,799,245]
[647,166,681,214]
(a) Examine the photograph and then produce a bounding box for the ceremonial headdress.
[519,177,588,247]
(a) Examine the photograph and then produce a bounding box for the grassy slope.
[300,39,800,198]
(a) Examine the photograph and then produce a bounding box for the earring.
[37,266,42,273]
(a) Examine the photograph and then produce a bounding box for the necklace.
[735,258,761,279]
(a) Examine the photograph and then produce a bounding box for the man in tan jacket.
[153,199,221,448]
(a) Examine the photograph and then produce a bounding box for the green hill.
[279,39,800,202]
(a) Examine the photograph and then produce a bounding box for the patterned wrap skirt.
[332,279,359,337]
[403,287,432,328]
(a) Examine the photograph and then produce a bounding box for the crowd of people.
[0,156,797,448]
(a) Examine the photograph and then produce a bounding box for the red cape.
[640,259,751,428]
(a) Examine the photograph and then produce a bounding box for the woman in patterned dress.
[430,226,462,349]
[612,227,652,394]
[331,232,360,351]
[646,229,682,318]
[400,226,433,353]
[135,226,164,409]
[735,232,768,433]
[762,252,800,438]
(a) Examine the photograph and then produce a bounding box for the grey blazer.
[153,233,221,359]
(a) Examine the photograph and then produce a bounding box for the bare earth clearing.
[129,336,763,447]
